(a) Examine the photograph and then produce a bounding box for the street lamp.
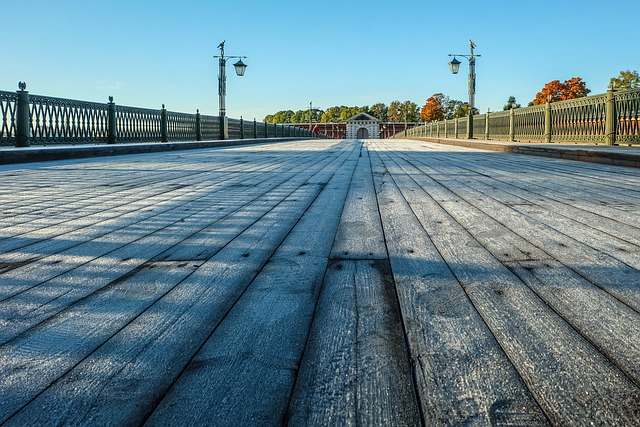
[214,41,247,139]
[448,39,480,139]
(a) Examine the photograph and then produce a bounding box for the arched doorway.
[357,127,369,139]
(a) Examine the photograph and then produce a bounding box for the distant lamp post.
[448,39,480,139]
[214,41,247,139]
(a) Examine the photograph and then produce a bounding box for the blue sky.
[2,0,638,121]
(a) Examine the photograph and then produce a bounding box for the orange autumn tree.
[420,95,445,122]
[532,77,591,105]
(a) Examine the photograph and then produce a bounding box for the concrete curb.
[0,138,313,165]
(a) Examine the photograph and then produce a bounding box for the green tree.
[339,107,357,122]
[337,106,368,121]
[453,103,479,118]
[271,110,294,123]
[291,108,324,124]
[369,103,388,121]
[291,110,305,123]
[503,96,521,110]
[388,100,402,122]
[321,106,341,123]
[610,70,640,90]
[400,101,419,122]
[443,96,463,119]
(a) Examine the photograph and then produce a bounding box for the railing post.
[509,107,515,142]
[444,119,448,138]
[220,116,228,140]
[454,118,459,139]
[240,116,244,139]
[253,118,257,139]
[160,104,168,142]
[108,95,117,145]
[605,88,616,146]
[196,109,202,141]
[16,82,30,147]
[485,110,490,140]
[544,100,552,143]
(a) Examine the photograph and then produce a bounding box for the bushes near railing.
[0,85,318,146]
[396,88,640,145]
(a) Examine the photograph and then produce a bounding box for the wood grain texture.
[287,260,420,426]
[330,144,387,260]
[373,140,640,425]
[145,142,359,426]
[369,146,548,426]
[1,138,640,426]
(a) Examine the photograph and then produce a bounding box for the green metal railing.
[396,88,640,145]
[0,87,318,146]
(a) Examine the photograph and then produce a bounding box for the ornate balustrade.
[0,91,17,145]
[615,89,640,143]
[0,87,316,146]
[398,88,640,145]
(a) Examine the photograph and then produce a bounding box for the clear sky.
[2,0,638,121]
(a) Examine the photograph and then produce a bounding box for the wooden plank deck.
[0,139,639,426]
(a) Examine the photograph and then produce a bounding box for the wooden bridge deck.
[0,139,639,426]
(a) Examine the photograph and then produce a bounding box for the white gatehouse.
[345,113,379,139]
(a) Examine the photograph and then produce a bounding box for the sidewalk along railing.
[0,85,320,146]
[395,88,640,145]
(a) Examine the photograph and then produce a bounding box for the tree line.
[264,70,640,124]
[264,101,421,124]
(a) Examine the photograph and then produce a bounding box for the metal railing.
[0,87,318,146]
[396,88,640,145]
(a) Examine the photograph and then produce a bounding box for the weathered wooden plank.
[0,147,334,296]
[330,144,387,260]
[2,141,360,425]
[288,259,420,426]
[388,146,640,387]
[368,148,548,426]
[0,159,278,254]
[0,186,315,424]
[0,261,200,424]
[0,142,353,308]
[144,146,359,426]
[435,150,640,244]
[456,151,640,227]
[416,154,640,313]
[0,173,273,300]
[0,182,315,344]
[373,142,640,425]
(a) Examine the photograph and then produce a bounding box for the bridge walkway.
[0,139,639,425]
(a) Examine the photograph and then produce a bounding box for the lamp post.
[448,39,480,139]
[214,40,247,139]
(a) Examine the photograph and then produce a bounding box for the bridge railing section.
[395,88,640,145]
[0,88,318,146]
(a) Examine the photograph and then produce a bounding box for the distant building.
[345,112,379,139]
[290,121,419,139]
